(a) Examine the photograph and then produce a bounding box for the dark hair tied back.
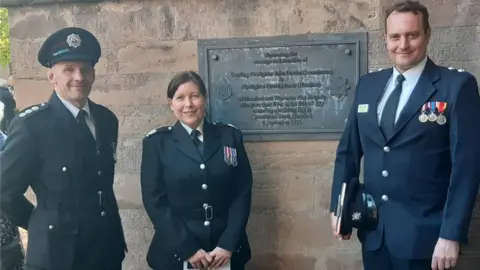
[167,71,207,99]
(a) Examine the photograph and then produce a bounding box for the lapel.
[89,100,107,149]
[48,91,80,139]
[171,121,203,163]
[389,58,439,141]
[202,120,221,162]
[368,68,394,145]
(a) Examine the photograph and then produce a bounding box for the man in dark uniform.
[0,27,127,270]
[330,1,480,270]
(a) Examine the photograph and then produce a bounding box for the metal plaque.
[197,32,368,141]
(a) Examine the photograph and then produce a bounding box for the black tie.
[191,129,204,158]
[380,74,405,139]
[77,109,96,148]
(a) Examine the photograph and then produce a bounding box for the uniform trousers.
[362,243,431,270]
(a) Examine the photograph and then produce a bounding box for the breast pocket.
[40,160,75,193]
[409,111,449,149]
[356,106,379,132]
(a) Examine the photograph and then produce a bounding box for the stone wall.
[5,0,480,269]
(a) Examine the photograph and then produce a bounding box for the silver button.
[48,225,54,230]
[202,184,208,190]
[200,164,206,170]
[382,170,388,177]
[100,211,106,216]
[382,195,388,201]
[97,170,102,176]
[383,146,390,152]
[203,203,208,208]
[204,221,210,226]
[62,167,67,172]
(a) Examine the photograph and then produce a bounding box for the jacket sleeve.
[217,130,253,252]
[330,77,364,213]
[140,136,200,261]
[0,117,36,229]
[440,74,480,243]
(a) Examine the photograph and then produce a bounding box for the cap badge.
[66,33,82,48]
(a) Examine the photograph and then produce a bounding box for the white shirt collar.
[180,119,204,135]
[56,92,92,120]
[392,56,428,83]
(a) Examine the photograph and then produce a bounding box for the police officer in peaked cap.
[0,27,127,270]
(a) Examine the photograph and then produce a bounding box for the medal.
[436,114,446,125]
[418,103,428,122]
[231,148,238,167]
[436,102,447,125]
[224,146,232,165]
[428,101,437,122]
[223,146,238,166]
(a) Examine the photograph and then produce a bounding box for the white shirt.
[56,92,96,140]
[377,56,428,124]
[180,119,204,143]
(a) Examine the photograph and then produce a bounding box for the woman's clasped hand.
[188,247,232,269]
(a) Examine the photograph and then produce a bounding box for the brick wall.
[6,0,480,269]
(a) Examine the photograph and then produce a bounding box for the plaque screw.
[212,54,219,60]
[344,49,352,55]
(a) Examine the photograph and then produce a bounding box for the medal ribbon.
[437,102,447,114]
[421,103,427,112]
[430,101,436,114]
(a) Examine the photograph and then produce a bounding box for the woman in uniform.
[140,71,253,270]
[0,85,25,270]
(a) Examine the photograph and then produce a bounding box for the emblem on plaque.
[216,76,233,100]
[328,76,350,100]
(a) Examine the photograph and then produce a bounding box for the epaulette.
[368,68,386,73]
[448,66,466,72]
[18,102,48,118]
[146,125,173,137]
[213,121,237,129]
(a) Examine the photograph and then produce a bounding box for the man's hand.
[209,247,232,268]
[188,249,213,269]
[330,212,350,240]
[431,238,459,270]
